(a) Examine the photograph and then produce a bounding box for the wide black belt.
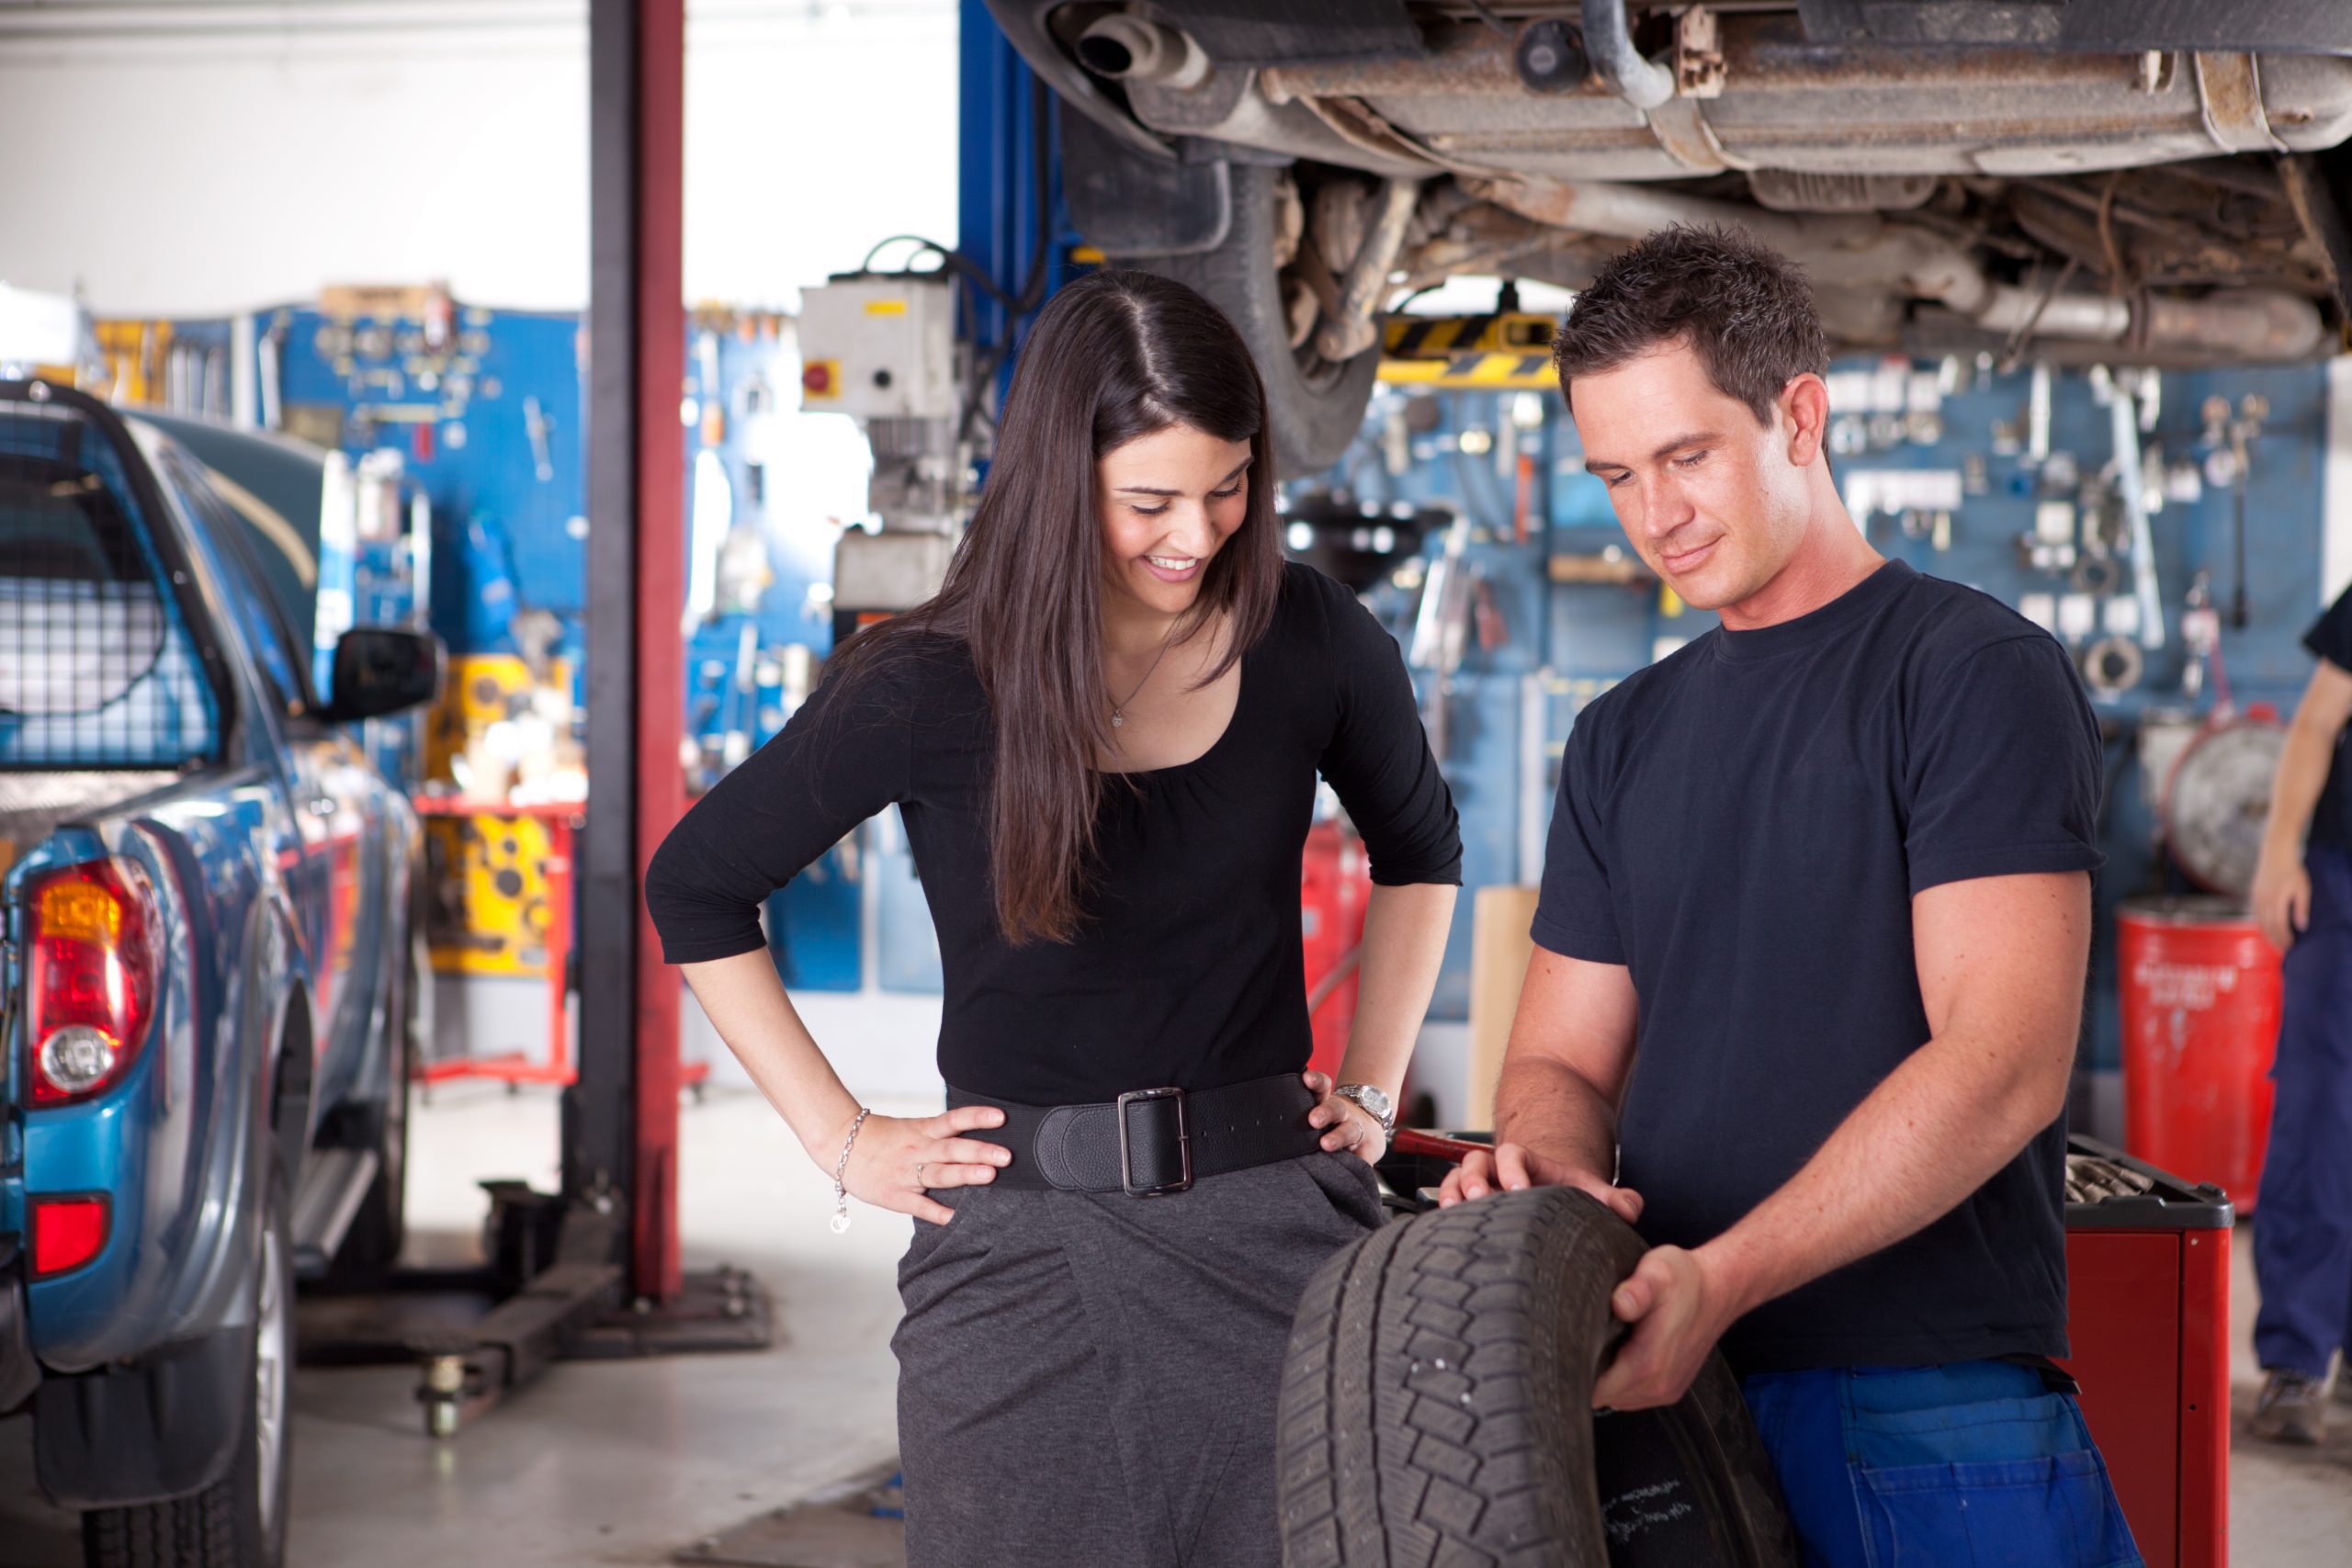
[947,1074,1323,1195]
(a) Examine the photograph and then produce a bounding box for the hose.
[1583,0,1675,111]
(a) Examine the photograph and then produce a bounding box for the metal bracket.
[2194,51,2289,154]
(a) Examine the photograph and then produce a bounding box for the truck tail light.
[31,1195,109,1278]
[25,859,161,1107]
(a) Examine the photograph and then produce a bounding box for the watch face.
[1340,1085,1395,1129]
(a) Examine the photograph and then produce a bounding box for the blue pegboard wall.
[682,309,866,992]
[1317,357,2336,1079]
[261,303,590,673]
[227,296,868,990]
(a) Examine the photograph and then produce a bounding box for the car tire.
[1276,1187,1799,1568]
[327,927,420,1284]
[1136,162,1381,478]
[82,1159,295,1568]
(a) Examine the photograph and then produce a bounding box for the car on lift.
[0,381,435,1568]
[992,0,2352,472]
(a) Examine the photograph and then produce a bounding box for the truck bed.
[0,772,183,863]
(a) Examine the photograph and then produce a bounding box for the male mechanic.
[2245,579,2352,1445]
[1440,225,2141,1567]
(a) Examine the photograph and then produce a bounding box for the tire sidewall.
[326,927,416,1283]
[377,930,418,1244]
[232,1160,295,1567]
[1137,162,1381,477]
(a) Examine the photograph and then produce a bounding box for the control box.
[797,276,957,422]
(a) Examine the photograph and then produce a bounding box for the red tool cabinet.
[2059,1136,2233,1568]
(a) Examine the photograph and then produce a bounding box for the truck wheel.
[83,1161,294,1568]
[328,927,420,1284]
[1137,162,1380,478]
[1276,1187,1798,1568]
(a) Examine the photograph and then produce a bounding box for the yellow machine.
[418,653,580,976]
[420,810,565,977]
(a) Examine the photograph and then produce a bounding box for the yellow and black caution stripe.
[1379,352,1557,388]
[1379,311,1561,389]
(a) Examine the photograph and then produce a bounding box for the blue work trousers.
[1738,1361,2143,1568]
[2253,844,2352,1378]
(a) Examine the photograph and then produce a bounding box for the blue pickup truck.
[1,381,437,1567]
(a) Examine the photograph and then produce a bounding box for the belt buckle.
[1116,1087,1192,1196]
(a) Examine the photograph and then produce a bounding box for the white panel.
[1409,1021,1474,1131]
[0,2,957,314]
[0,282,82,366]
[2325,355,2352,608]
[684,986,947,1106]
[1842,468,1964,520]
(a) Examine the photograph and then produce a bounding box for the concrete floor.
[2226,1216,2352,1566]
[3,1082,2348,1566]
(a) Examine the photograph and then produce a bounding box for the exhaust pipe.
[1584,0,1675,111]
[1076,13,1211,90]
[1472,175,2327,360]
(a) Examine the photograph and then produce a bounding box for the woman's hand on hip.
[839,1105,1012,1225]
[1303,1070,1388,1167]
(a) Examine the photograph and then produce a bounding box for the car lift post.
[957,0,1069,406]
[579,0,685,1306]
[573,0,768,1366]
[303,0,767,1442]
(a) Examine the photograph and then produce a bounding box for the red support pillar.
[629,0,686,1308]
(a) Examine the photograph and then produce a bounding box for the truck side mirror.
[321,626,443,723]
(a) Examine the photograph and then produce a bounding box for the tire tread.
[1278,1188,1797,1568]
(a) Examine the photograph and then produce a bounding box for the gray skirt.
[892,1150,1385,1568]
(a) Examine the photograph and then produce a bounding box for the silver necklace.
[1111,623,1179,729]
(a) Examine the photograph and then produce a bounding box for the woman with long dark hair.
[645,268,1460,1566]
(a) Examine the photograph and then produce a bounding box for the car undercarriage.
[1002,2,2352,467]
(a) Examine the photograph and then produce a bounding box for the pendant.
[1112,712,1125,728]
[831,1211,852,1235]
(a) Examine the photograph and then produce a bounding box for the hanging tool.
[2027,361,2052,466]
[2230,394,2265,628]
[2179,570,2227,710]
[257,322,285,431]
[2232,467,2248,629]
[2097,368,2164,653]
[523,394,555,483]
[1472,570,1508,653]
[1408,510,1475,761]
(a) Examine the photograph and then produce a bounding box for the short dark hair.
[1552,224,1827,426]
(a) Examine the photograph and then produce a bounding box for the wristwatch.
[1333,1083,1396,1138]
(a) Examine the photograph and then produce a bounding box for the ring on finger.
[914,1161,927,1186]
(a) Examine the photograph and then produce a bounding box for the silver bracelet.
[830,1107,872,1234]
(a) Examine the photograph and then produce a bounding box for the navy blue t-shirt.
[2306,583,2352,852]
[1533,559,2103,1373]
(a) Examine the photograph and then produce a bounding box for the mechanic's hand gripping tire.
[1277,1187,1799,1567]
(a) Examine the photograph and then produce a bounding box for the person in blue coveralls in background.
[2248,581,2352,1444]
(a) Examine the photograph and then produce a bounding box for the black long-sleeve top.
[645,561,1462,1104]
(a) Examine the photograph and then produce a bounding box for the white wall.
[0,0,959,315]
[2327,355,2352,609]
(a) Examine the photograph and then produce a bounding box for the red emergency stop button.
[32,1194,109,1279]
[803,360,839,398]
